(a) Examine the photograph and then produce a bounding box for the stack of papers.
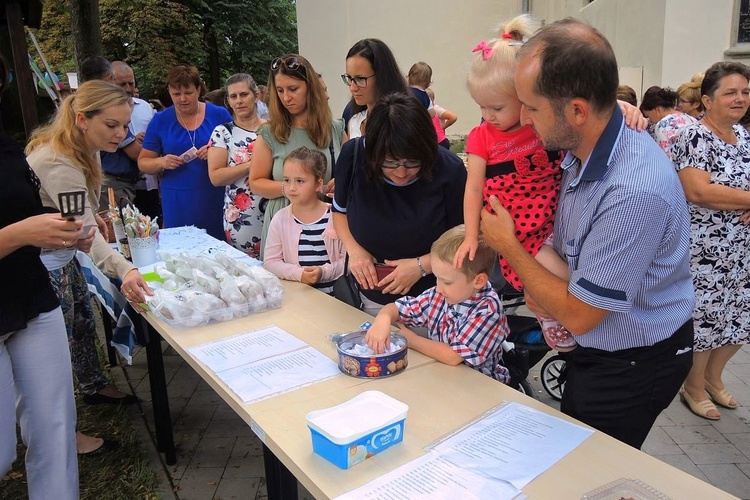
[186,325,340,404]
[336,402,594,499]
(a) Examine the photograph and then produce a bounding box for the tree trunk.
[69,0,102,72]
[204,19,220,90]
[4,1,38,138]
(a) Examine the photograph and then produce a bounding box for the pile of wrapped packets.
[341,337,406,356]
[121,205,159,239]
[145,252,284,328]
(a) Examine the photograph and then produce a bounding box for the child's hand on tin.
[365,317,391,354]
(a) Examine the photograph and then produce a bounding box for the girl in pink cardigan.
[263,147,345,293]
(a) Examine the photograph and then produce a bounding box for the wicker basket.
[98,210,116,243]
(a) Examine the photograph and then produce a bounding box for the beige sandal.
[680,386,720,420]
[705,381,739,409]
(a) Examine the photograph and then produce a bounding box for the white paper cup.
[128,236,158,268]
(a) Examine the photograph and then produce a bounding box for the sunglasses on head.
[271,57,301,72]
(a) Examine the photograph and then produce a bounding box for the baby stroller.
[492,268,567,401]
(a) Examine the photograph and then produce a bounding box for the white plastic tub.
[306,391,408,469]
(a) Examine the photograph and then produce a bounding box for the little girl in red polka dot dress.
[454,14,576,352]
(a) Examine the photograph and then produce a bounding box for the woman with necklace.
[672,61,750,421]
[139,65,232,239]
[248,54,345,259]
[208,73,266,258]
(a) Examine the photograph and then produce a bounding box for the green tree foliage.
[201,0,298,89]
[33,2,75,75]
[100,0,205,98]
[32,0,297,100]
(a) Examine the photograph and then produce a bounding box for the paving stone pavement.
[112,339,750,499]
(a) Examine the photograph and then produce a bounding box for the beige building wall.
[578,0,666,92]
[660,0,742,87]
[297,0,525,137]
[297,0,750,137]
[577,0,744,90]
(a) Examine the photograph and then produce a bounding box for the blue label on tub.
[370,424,402,451]
[310,420,406,469]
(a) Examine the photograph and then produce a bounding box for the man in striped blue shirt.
[481,19,695,449]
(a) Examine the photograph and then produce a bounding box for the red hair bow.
[472,40,493,61]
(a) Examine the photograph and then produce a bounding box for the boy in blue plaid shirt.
[366,225,510,383]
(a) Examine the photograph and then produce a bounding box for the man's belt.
[104,173,142,184]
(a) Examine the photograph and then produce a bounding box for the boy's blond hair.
[431,225,497,279]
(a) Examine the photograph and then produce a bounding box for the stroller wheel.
[541,355,567,401]
[516,378,537,399]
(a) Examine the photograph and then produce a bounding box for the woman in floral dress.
[640,86,696,160]
[673,61,750,421]
[208,73,266,258]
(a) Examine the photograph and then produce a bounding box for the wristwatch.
[416,256,427,277]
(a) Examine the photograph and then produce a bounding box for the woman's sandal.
[78,439,119,458]
[705,381,739,409]
[680,386,721,420]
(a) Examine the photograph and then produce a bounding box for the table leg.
[136,312,177,465]
[263,444,299,500]
[97,300,119,367]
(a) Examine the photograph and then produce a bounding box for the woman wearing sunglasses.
[332,93,466,315]
[249,54,345,258]
[342,39,411,139]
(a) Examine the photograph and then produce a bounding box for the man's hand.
[479,196,520,253]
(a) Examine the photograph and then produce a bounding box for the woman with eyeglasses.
[248,54,345,258]
[138,65,232,239]
[332,93,466,316]
[676,74,706,120]
[342,39,410,139]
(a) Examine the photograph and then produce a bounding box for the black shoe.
[78,439,119,458]
[83,392,138,405]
